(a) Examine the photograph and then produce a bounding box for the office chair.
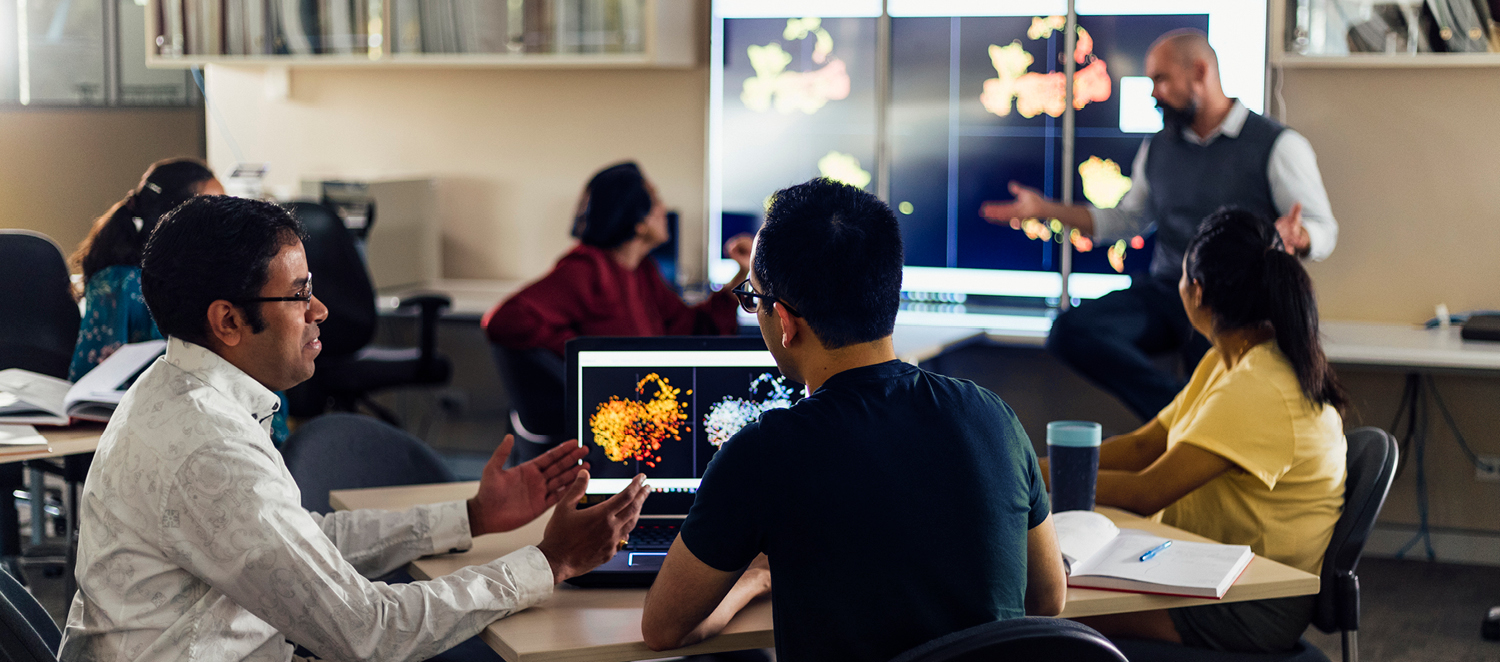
[0,231,81,578]
[888,617,1126,662]
[281,413,457,514]
[282,202,452,427]
[0,567,60,662]
[490,345,567,465]
[1112,427,1400,662]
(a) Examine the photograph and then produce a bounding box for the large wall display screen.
[709,0,1267,323]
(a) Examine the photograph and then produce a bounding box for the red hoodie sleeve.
[483,252,604,356]
[646,261,741,336]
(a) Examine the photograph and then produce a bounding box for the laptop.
[562,336,803,587]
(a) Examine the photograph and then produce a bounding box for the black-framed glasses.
[238,273,314,307]
[732,279,800,317]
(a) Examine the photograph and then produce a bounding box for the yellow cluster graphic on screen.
[742,17,852,115]
[589,373,690,469]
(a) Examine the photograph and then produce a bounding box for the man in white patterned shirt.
[59,195,650,662]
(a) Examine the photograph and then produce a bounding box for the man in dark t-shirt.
[640,179,1067,661]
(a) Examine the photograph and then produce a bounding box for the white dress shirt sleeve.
[1088,139,1154,243]
[1268,129,1338,262]
[308,501,473,579]
[161,441,554,662]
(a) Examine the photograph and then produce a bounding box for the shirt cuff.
[425,501,476,556]
[495,546,557,608]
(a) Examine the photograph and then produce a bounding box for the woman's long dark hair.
[1184,208,1348,414]
[570,161,653,250]
[72,158,216,282]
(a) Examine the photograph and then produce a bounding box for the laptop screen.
[566,337,803,504]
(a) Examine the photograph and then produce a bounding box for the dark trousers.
[1046,276,1210,421]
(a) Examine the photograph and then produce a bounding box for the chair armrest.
[395,293,451,369]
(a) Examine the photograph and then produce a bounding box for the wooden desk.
[332,482,1319,662]
[0,424,105,463]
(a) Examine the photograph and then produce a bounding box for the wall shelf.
[1271,0,1500,69]
[145,0,696,70]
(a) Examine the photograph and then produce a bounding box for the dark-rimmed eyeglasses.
[732,279,800,317]
[237,273,314,307]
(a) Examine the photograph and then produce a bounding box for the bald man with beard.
[983,29,1340,424]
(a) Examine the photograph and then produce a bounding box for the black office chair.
[491,345,567,465]
[282,202,452,427]
[1112,427,1400,662]
[0,567,60,662]
[0,231,81,577]
[281,413,457,514]
[888,617,1126,662]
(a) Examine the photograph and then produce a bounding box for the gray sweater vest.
[1143,109,1285,283]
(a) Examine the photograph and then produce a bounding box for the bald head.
[1150,29,1219,76]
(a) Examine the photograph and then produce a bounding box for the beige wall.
[0,107,206,257]
[1284,67,1500,324]
[201,63,709,285]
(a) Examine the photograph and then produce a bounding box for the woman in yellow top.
[1067,208,1349,653]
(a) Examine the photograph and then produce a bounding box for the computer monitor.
[565,336,802,513]
[709,0,1268,327]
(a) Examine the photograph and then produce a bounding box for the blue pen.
[1139,540,1173,562]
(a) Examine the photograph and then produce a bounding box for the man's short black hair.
[141,195,306,346]
[753,178,903,349]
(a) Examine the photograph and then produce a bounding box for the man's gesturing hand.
[467,436,589,537]
[981,181,1048,228]
[536,471,651,584]
[1275,202,1310,256]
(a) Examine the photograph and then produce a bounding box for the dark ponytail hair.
[1184,208,1348,414]
[570,161,653,250]
[72,158,216,282]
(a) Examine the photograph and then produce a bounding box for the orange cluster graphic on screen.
[588,373,690,468]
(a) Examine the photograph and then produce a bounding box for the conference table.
[330,482,1320,662]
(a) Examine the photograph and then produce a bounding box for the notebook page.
[1052,510,1120,572]
[0,369,70,417]
[1073,531,1253,591]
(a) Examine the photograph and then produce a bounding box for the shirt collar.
[1181,99,1248,145]
[163,336,282,432]
[818,359,919,391]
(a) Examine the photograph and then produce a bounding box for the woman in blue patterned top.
[69,158,291,445]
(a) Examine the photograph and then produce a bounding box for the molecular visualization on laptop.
[589,373,689,468]
[703,373,797,447]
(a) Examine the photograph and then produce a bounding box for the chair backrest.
[491,345,567,437]
[0,568,60,662]
[1312,426,1399,634]
[887,617,1128,662]
[0,231,81,379]
[287,202,376,359]
[281,413,457,514]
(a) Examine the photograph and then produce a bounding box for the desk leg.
[0,463,20,572]
[28,465,45,547]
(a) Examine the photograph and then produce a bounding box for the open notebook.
[1054,510,1255,599]
[0,340,167,425]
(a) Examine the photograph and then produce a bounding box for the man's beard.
[1157,97,1198,130]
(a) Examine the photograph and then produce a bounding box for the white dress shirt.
[59,337,554,662]
[1090,100,1339,262]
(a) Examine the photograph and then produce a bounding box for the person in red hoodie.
[484,161,753,358]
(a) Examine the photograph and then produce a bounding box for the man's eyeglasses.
[731,279,800,317]
[238,273,314,308]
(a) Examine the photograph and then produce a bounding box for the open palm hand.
[467,435,590,536]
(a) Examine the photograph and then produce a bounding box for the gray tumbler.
[1047,421,1102,512]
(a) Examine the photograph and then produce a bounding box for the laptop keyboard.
[624,520,680,551]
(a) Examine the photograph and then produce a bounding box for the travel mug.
[1047,421,1102,513]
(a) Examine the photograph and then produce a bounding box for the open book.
[1053,510,1255,599]
[0,424,48,453]
[0,340,167,425]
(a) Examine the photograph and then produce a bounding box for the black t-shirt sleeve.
[1018,419,1051,529]
[679,422,767,573]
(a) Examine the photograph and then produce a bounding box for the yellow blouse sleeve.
[1170,372,1298,489]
